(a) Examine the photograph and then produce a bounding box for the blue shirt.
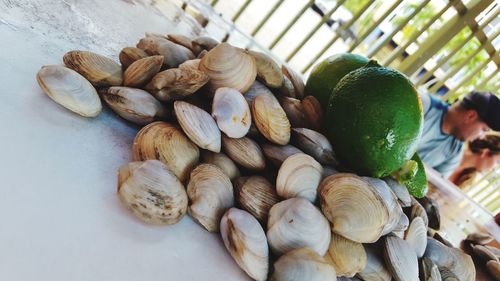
[417,93,464,178]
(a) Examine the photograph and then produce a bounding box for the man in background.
[417,91,500,178]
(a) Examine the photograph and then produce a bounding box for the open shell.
[102,87,166,125]
[137,34,195,68]
[252,95,291,145]
[248,50,283,88]
[271,248,337,281]
[199,43,257,94]
[358,245,392,281]
[145,68,209,102]
[235,176,279,224]
[404,217,427,258]
[276,153,323,202]
[119,47,149,69]
[267,198,331,256]
[383,235,419,281]
[291,128,336,165]
[63,50,122,87]
[319,173,390,243]
[222,135,266,171]
[220,208,269,281]
[132,122,199,182]
[212,87,251,138]
[117,160,188,225]
[174,101,221,152]
[424,237,476,281]
[324,232,367,277]
[261,143,303,167]
[201,151,240,181]
[187,164,234,232]
[123,55,163,87]
[36,65,102,117]
[282,65,305,99]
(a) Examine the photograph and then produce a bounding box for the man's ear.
[465,110,478,122]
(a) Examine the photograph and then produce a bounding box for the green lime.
[325,60,423,177]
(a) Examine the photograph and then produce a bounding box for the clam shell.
[357,245,392,281]
[199,43,257,93]
[220,208,269,281]
[424,237,476,281]
[145,68,209,102]
[222,135,266,170]
[404,217,427,258]
[319,173,390,243]
[252,94,291,145]
[244,80,276,106]
[486,245,500,258]
[197,49,208,59]
[249,50,283,88]
[174,101,221,152]
[406,197,429,228]
[383,235,419,281]
[276,153,323,202]
[166,34,194,52]
[465,232,494,245]
[278,96,307,128]
[212,87,251,138]
[63,50,122,87]
[392,212,409,233]
[261,143,303,167]
[291,128,336,165]
[117,160,188,225]
[36,65,101,117]
[191,36,219,55]
[132,122,199,182]
[486,260,500,280]
[472,244,499,262]
[301,95,323,130]
[179,59,200,71]
[282,65,304,99]
[384,177,412,207]
[235,176,279,224]
[267,198,331,256]
[187,164,234,232]
[420,257,441,281]
[271,248,337,281]
[119,47,149,69]
[137,34,195,68]
[123,55,163,87]
[102,87,166,125]
[201,151,240,181]
[324,232,367,277]
[439,268,459,281]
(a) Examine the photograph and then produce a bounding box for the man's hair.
[469,134,500,155]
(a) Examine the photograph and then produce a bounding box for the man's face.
[454,110,490,141]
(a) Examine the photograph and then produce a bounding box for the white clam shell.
[212,87,251,138]
[291,128,336,165]
[222,135,266,171]
[404,217,427,258]
[276,153,323,202]
[36,65,101,117]
[117,160,188,225]
[187,164,234,232]
[271,248,337,281]
[220,208,269,281]
[252,94,291,145]
[358,245,392,281]
[261,143,303,167]
[201,151,240,181]
[174,101,221,152]
[383,235,419,281]
[267,198,331,256]
[63,50,123,87]
[235,176,279,223]
[248,50,283,88]
[324,232,367,278]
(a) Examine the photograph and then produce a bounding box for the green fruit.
[326,60,423,177]
[402,153,428,198]
[305,53,368,109]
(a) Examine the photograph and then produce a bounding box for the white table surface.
[0,0,250,280]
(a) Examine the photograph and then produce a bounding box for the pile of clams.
[36,31,481,281]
